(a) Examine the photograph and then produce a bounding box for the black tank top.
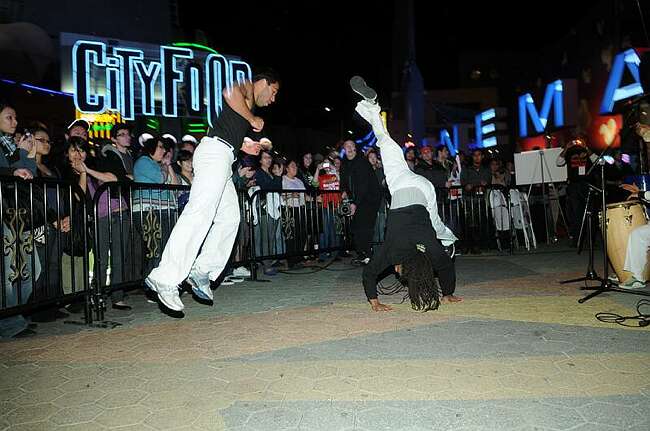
[208,102,252,154]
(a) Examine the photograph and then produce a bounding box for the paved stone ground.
[1,245,649,431]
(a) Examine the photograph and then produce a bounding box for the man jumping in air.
[146,70,280,312]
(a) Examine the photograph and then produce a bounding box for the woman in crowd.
[65,137,132,310]
[0,102,40,337]
[282,160,308,267]
[133,137,179,274]
[253,150,283,276]
[176,150,193,186]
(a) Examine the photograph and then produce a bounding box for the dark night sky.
[179,1,647,136]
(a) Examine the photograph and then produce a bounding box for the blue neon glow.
[205,54,230,128]
[106,67,120,110]
[482,123,496,135]
[133,60,161,116]
[190,67,200,112]
[229,60,252,87]
[482,136,497,147]
[18,83,72,97]
[439,126,459,156]
[113,48,144,121]
[518,79,564,137]
[72,40,107,113]
[481,109,496,121]
[600,49,644,114]
[475,108,498,148]
[160,46,193,118]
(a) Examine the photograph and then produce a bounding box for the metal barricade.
[0,177,91,333]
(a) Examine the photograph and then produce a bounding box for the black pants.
[427,237,456,296]
[351,201,380,257]
[566,182,588,240]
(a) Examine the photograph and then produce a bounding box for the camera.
[338,198,353,217]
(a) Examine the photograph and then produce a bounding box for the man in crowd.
[460,149,491,254]
[339,139,382,264]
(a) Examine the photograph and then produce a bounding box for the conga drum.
[603,201,648,283]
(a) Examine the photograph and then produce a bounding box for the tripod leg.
[578,285,608,303]
[576,190,592,254]
[560,276,590,284]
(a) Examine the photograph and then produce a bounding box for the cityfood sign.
[63,34,251,127]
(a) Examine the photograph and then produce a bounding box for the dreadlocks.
[401,250,441,312]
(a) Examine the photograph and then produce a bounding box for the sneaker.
[187,269,213,301]
[233,266,251,278]
[263,267,278,276]
[225,276,244,283]
[220,279,235,286]
[350,76,377,104]
[145,277,184,311]
[619,277,646,290]
[608,274,619,283]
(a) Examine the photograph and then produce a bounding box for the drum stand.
[577,154,650,303]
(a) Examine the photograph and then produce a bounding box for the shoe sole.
[619,284,645,290]
[145,278,184,311]
[350,76,377,103]
[225,277,245,283]
[187,276,213,301]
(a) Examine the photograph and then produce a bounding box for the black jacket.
[339,154,381,206]
[414,160,448,189]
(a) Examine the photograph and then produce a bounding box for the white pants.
[148,137,240,285]
[624,224,650,282]
[355,101,456,245]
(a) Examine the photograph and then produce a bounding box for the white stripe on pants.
[624,224,650,282]
[148,137,240,285]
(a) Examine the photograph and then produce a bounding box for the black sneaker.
[350,76,377,104]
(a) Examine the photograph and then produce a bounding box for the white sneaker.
[619,277,646,290]
[232,266,251,278]
[225,275,244,283]
[145,277,184,311]
[221,279,235,286]
[187,269,213,301]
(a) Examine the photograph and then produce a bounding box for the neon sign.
[71,40,251,126]
[439,125,459,156]
[475,108,498,148]
[518,80,564,137]
[600,48,644,114]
